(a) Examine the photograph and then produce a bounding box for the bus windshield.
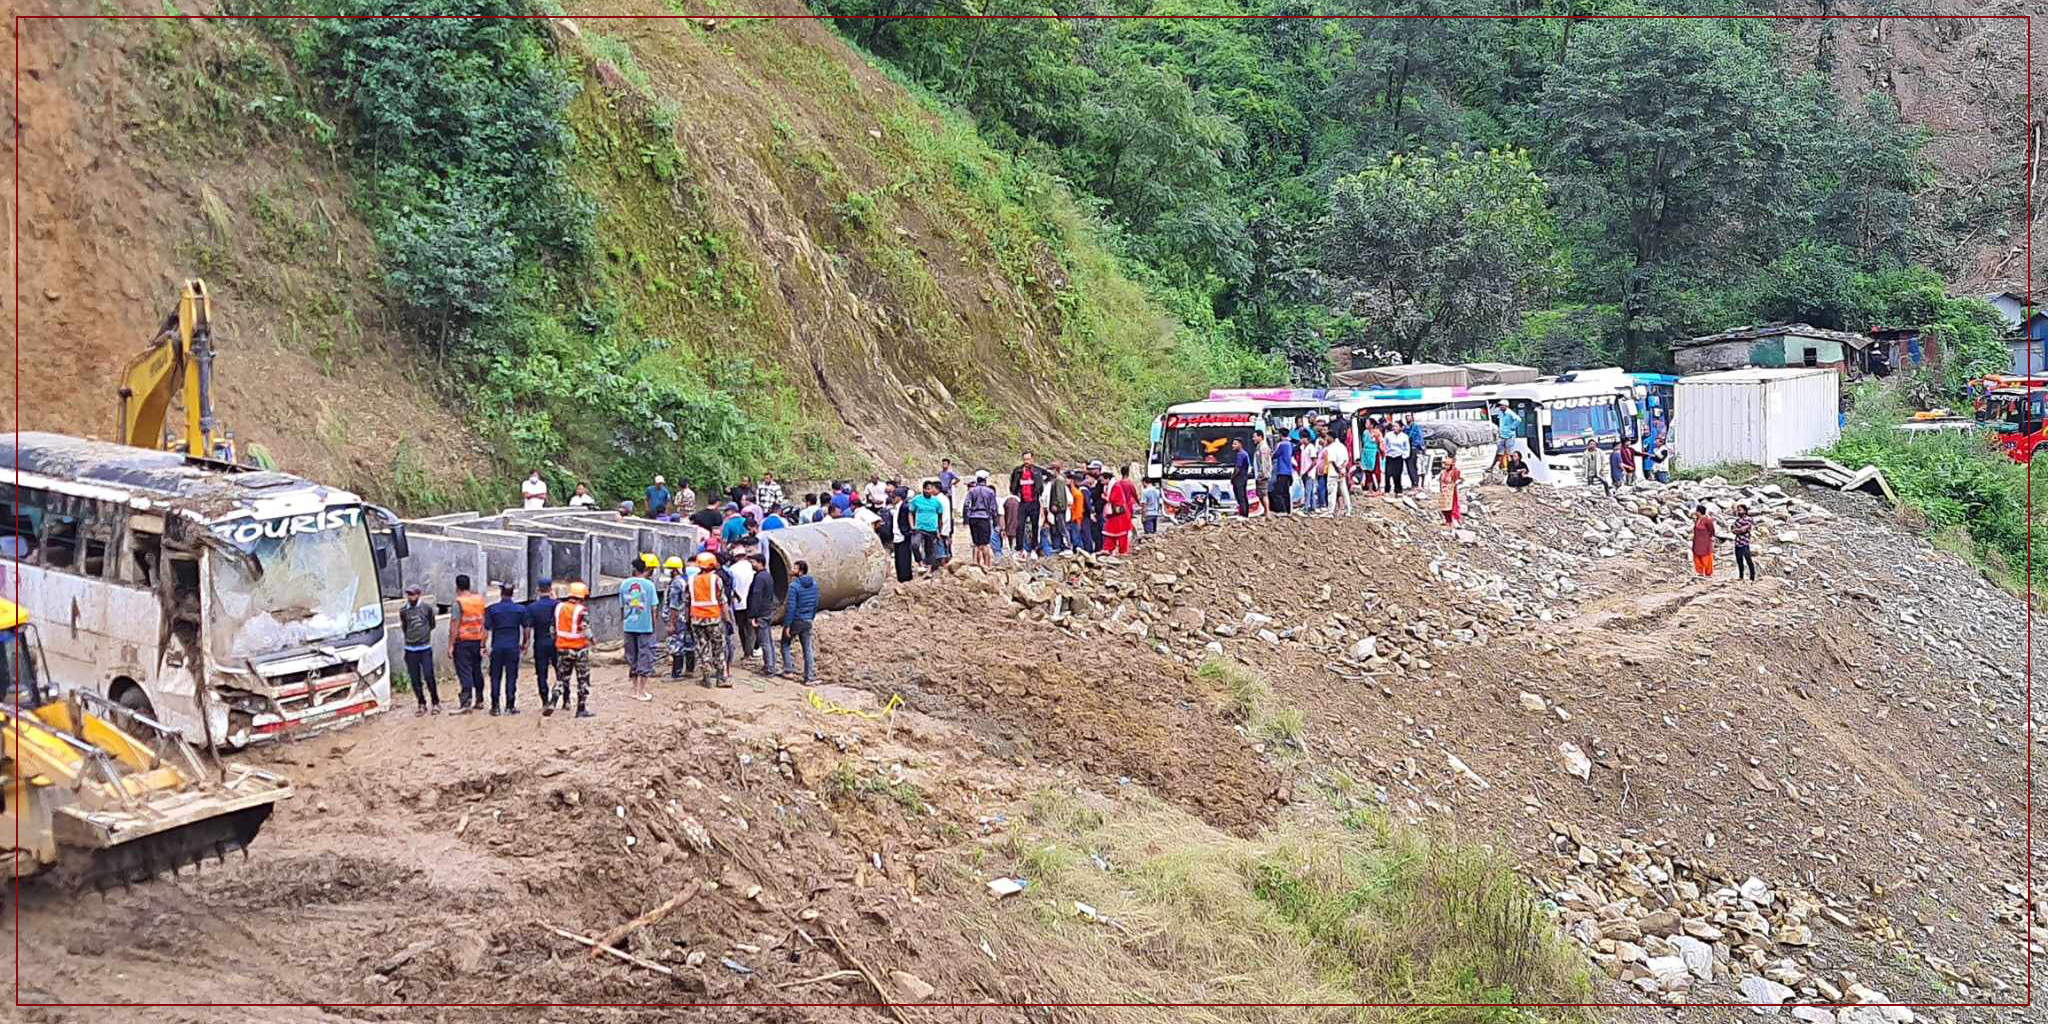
[1164,416,1256,468]
[1544,398,1621,453]
[207,507,384,662]
[1987,393,2044,434]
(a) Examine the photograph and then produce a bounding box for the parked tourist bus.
[1146,400,1273,496]
[1478,380,1631,484]
[2,432,406,747]
[1206,386,1497,479]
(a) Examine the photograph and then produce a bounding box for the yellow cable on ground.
[805,689,902,721]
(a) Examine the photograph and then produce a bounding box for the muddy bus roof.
[3,432,328,508]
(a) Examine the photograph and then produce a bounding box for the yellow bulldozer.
[2,599,292,890]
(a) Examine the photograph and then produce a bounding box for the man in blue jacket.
[777,559,821,684]
[1269,430,1296,515]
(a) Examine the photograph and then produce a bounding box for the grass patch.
[1198,658,1306,754]
[822,761,928,813]
[1828,383,2044,595]
[1669,461,1764,485]
[966,788,1589,1019]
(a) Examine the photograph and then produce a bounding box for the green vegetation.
[968,788,1587,1017]
[1198,658,1305,752]
[237,0,768,505]
[822,761,930,812]
[821,4,1964,375]
[1827,385,2039,592]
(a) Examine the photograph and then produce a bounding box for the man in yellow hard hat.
[687,551,731,688]
[551,582,594,718]
[662,556,691,680]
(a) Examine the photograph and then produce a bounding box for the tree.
[1539,19,1793,365]
[1321,148,1560,361]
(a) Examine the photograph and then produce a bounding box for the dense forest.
[812,2,2013,383]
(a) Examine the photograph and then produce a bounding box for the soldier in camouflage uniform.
[550,582,595,718]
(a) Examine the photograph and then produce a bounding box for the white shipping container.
[1672,368,1840,469]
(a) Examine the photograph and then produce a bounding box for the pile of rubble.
[1539,822,2007,1013]
[947,512,1550,688]
[1572,477,1837,567]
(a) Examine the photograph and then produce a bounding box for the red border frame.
[8,8,2039,1015]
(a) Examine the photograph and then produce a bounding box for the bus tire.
[111,680,155,718]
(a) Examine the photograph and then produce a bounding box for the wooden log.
[587,881,702,959]
[545,925,674,977]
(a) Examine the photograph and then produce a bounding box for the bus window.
[0,486,41,562]
[40,513,80,571]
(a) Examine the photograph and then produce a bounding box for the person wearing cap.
[524,577,559,710]
[551,581,595,717]
[687,552,732,687]
[665,557,697,679]
[963,470,999,570]
[621,558,660,703]
[399,585,441,716]
[484,581,526,716]
[646,475,672,520]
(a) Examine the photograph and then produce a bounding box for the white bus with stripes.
[2,432,405,747]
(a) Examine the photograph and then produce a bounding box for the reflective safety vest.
[454,593,486,642]
[689,571,724,623]
[554,600,590,650]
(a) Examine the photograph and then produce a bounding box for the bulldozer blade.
[52,803,278,893]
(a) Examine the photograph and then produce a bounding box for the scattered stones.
[1558,742,1592,781]
[1516,691,1547,712]
[1739,975,1793,1013]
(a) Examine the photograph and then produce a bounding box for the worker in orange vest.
[451,573,487,713]
[550,581,594,718]
[688,552,732,689]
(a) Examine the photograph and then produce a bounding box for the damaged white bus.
[3,433,406,747]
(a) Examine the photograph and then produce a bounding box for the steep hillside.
[7,6,489,501]
[1785,4,2040,298]
[6,2,1266,510]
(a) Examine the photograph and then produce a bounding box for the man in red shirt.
[1009,452,1047,558]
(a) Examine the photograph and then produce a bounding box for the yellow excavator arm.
[114,278,220,460]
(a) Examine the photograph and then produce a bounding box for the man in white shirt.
[521,471,548,510]
[864,475,888,506]
[725,552,756,666]
[1321,430,1351,517]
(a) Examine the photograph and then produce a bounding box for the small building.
[1982,289,2031,330]
[1866,326,1942,375]
[2006,311,2048,376]
[1670,323,1872,376]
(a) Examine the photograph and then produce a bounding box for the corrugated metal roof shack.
[1670,323,1872,376]
[1672,368,1841,469]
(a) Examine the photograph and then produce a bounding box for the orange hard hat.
[568,582,589,599]
[695,552,717,568]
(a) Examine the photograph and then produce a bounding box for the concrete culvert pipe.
[760,519,887,612]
